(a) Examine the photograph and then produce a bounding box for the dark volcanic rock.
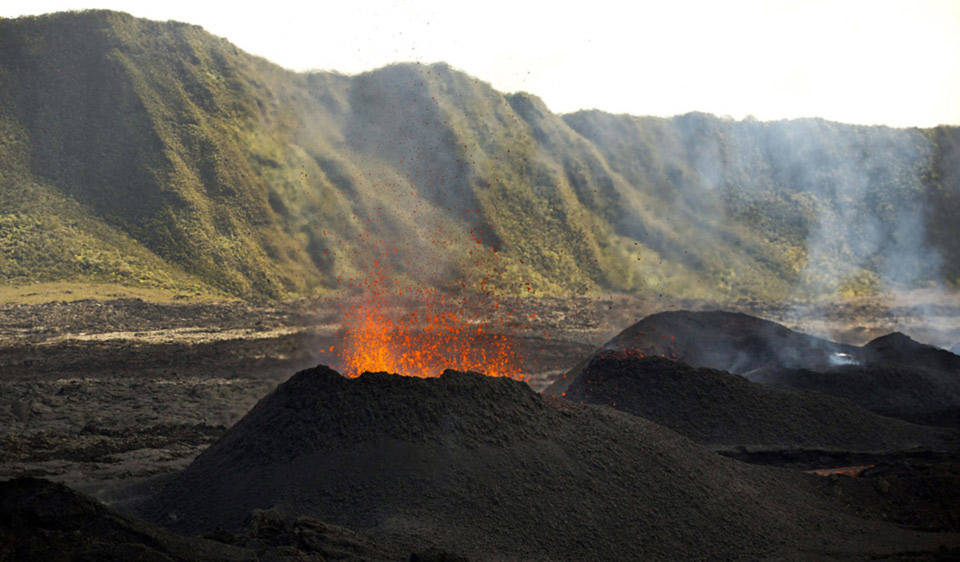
[562,353,955,453]
[0,477,251,561]
[141,365,959,560]
[548,310,960,428]
[0,477,400,561]
[749,332,960,426]
[748,362,960,427]
[222,507,396,560]
[544,310,855,396]
[822,460,960,533]
[865,332,960,373]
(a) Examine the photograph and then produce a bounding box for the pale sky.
[3,0,959,127]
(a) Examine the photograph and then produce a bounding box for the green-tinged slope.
[1,10,957,300]
[0,180,214,296]
[343,64,644,294]
[0,11,645,299]
[0,11,346,298]
[564,111,960,297]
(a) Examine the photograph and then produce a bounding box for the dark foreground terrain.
[1,477,408,561]
[2,296,960,559]
[135,366,959,560]
[549,310,960,428]
[561,353,957,455]
[0,296,600,491]
[4,367,959,561]
[2,296,959,485]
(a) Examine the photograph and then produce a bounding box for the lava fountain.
[327,215,526,380]
[340,292,523,379]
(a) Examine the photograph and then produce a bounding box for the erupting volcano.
[322,213,527,380]
[338,292,523,379]
[4,7,960,562]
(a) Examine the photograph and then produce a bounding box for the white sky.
[3,0,959,127]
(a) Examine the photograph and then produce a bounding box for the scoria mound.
[749,332,960,427]
[139,365,960,560]
[562,353,956,455]
[547,311,960,428]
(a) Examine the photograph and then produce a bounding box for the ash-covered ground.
[2,295,960,559]
[0,296,599,494]
[2,294,959,496]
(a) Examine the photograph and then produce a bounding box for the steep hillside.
[1,10,958,300]
[564,111,960,297]
[0,11,352,299]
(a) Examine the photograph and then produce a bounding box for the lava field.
[3,303,960,560]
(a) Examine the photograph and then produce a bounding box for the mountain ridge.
[2,10,958,300]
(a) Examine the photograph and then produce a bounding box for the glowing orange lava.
[340,294,523,379]
[323,212,527,380]
[805,465,875,477]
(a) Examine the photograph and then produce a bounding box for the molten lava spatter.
[340,295,523,379]
[321,206,528,380]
